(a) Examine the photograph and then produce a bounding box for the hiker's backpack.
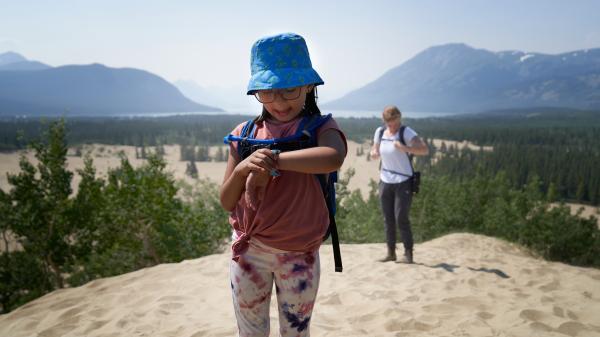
[224,113,343,272]
[376,125,421,193]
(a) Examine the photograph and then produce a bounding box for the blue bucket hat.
[247,33,324,95]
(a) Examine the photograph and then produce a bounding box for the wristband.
[270,149,281,176]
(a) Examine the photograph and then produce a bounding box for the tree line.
[1,109,598,205]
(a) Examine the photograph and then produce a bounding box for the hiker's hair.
[382,105,402,122]
[254,87,321,124]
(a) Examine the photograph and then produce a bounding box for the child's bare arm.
[244,170,271,210]
[276,129,346,174]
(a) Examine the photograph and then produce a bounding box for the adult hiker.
[220,32,347,337]
[370,105,429,264]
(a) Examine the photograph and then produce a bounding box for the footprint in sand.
[384,317,438,332]
[557,321,590,336]
[57,306,86,320]
[158,302,184,311]
[529,321,554,332]
[404,295,420,302]
[83,320,110,334]
[565,310,578,320]
[553,306,565,318]
[320,293,342,305]
[158,295,186,302]
[539,279,560,292]
[519,309,546,322]
[48,297,85,311]
[88,307,109,318]
[354,312,379,323]
[37,322,78,337]
[422,303,457,314]
[476,311,495,320]
[443,296,483,308]
[444,279,458,291]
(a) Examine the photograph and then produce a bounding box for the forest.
[1,108,598,204]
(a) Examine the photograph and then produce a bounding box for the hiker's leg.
[395,180,414,252]
[274,250,321,337]
[230,246,275,337]
[379,181,397,251]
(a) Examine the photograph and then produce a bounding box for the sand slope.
[1,233,599,337]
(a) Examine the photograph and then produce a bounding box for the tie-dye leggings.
[230,243,321,337]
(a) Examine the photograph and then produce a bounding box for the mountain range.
[0,52,221,116]
[323,44,600,113]
[2,45,599,116]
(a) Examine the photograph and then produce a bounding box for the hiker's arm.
[394,136,430,156]
[276,129,346,174]
[370,142,380,159]
[220,148,278,211]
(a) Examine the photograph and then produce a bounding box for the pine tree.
[7,119,73,289]
[186,159,198,178]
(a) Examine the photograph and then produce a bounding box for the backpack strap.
[398,125,415,174]
[223,114,333,155]
[376,126,384,144]
[378,125,415,176]
[316,172,342,272]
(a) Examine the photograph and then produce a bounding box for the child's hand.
[236,148,279,178]
[245,170,271,210]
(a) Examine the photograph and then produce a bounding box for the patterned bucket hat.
[247,33,324,94]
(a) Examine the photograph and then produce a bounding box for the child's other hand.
[236,148,278,178]
[245,170,271,210]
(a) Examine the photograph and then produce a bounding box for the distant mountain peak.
[323,44,600,112]
[0,51,27,66]
[0,63,223,115]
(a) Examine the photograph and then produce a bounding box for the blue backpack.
[224,113,343,272]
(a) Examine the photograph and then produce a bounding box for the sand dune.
[1,233,599,337]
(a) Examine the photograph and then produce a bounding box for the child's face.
[261,85,313,123]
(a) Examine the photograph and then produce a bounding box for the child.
[220,33,347,337]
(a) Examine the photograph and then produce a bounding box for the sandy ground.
[0,233,598,337]
[0,144,226,194]
[429,139,493,152]
[562,203,600,223]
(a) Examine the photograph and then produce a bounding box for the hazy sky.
[2,0,600,105]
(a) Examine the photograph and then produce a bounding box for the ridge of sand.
[1,233,599,337]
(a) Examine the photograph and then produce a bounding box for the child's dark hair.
[254,88,321,124]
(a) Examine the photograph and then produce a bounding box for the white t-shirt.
[373,126,417,184]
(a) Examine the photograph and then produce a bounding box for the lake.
[106,109,460,119]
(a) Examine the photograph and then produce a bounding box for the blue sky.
[2,0,600,106]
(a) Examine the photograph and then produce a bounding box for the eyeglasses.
[253,87,302,103]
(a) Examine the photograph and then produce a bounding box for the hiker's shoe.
[397,250,414,264]
[378,254,396,262]
[378,248,396,262]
